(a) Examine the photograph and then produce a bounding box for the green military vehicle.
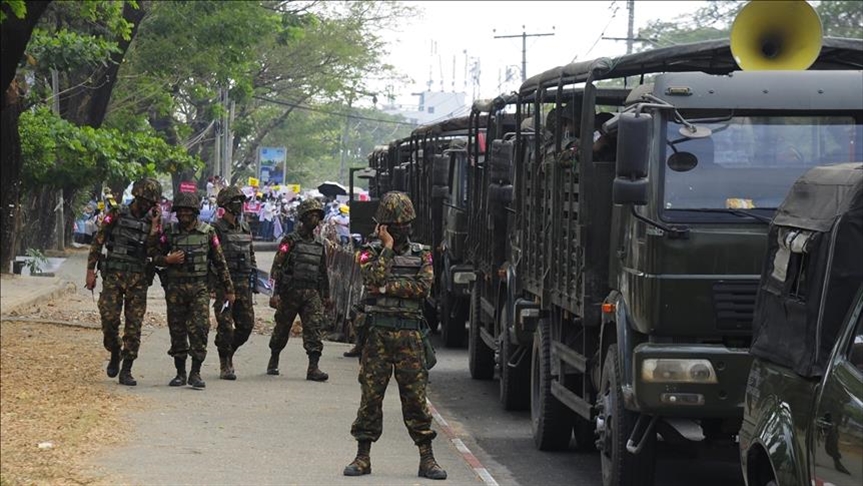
[500,21,862,486]
[740,163,863,486]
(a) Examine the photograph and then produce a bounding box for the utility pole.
[51,69,64,251]
[493,26,555,83]
[626,0,635,55]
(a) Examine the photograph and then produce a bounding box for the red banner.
[179,181,197,193]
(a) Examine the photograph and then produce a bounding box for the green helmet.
[172,192,200,213]
[131,178,162,203]
[217,186,244,207]
[297,198,325,220]
[375,191,416,224]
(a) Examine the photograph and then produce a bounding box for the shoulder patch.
[279,241,291,253]
[211,234,220,246]
[358,250,373,264]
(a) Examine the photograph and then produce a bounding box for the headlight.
[641,359,717,384]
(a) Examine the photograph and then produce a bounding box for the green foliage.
[1,0,26,23]
[817,1,863,39]
[19,107,201,190]
[24,248,48,274]
[27,28,121,71]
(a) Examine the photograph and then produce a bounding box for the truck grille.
[713,281,758,331]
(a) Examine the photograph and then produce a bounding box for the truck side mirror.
[613,112,652,206]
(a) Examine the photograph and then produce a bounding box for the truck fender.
[743,399,806,486]
[599,291,636,397]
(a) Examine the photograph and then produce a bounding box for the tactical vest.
[214,219,252,279]
[364,242,428,318]
[104,206,151,273]
[163,222,211,280]
[284,236,324,289]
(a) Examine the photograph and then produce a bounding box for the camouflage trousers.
[270,288,324,356]
[213,281,255,355]
[98,271,149,360]
[165,281,210,362]
[350,325,437,445]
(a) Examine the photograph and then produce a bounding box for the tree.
[1,0,51,273]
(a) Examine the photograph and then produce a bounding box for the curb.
[0,279,77,318]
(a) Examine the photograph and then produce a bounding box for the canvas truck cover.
[751,163,863,377]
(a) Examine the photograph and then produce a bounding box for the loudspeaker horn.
[730,0,822,71]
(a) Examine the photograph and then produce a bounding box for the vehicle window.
[847,311,863,373]
[663,116,860,211]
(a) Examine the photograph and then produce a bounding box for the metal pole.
[626,0,635,55]
[51,69,64,251]
[493,28,554,84]
[282,147,287,185]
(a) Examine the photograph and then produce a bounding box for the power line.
[251,95,418,127]
[571,1,620,63]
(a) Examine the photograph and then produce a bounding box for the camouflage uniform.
[211,186,256,380]
[152,192,234,389]
[344,191,446,480]
[268,199,330,381]
[87,178,162,386]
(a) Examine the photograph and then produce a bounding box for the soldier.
[211,186,257,380]
[267,198,330,382]
[85,178,163,386]
[343,191,446,480]
[152,192,235,389]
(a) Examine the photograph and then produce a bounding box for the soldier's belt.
[365,297,421,310]
[103,261,146,273]
[368,315,421,330]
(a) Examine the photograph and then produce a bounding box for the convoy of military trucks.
[342,2,863,485]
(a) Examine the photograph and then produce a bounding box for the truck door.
[811,294,863,486]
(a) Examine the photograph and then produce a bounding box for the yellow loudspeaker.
[730,0,822,71]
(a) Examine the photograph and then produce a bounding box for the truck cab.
[739,163,863,486]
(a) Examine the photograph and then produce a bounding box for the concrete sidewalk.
[1,252,486,485]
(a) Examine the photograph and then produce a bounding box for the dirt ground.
[0,321,141,486]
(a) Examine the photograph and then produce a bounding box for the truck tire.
[468,284,494,380]
[530,318,572,450]
[499,319,530,411]
[441,291,467,348]
[597,346,656,486]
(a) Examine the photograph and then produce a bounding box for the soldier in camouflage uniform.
[211,186,257,380]
[344,191,446,480]
[85,178,163,386]
[268,198,330,382]
[152,192,235,389]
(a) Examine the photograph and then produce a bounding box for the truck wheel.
[441,291,467,348]
[530,318,572,450]
[597,347,656,486]
[468,284,494,380]
[499,309,530,410]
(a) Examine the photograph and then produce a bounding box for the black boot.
[228,351,236,377]
[343,343,362,358]
[169,357,187,387]
[118,359,137,386]
[219,351,236,380]
[267,351,280,375]
[106,348,121,378]
[343,440,372,476]
[306,353,329,382]
[418,442,447,480]
[188,358,205,389]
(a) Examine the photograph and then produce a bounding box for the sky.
[373,1,710,106]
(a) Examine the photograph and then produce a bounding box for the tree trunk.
[0,81,25,273]
[18,189,58,254]
[1,1,51,95]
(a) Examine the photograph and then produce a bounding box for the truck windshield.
[663,115,861,212]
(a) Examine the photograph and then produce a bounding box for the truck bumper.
[631,343,752,418]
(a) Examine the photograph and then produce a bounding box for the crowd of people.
[83,176,447,480]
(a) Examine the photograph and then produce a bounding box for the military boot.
[266,351,280,375]
[228,351,237,377]
[417,442,447,480]
[343,343,362,358]
[169,357,187,387]
[106,348,121,378]
[118,359,137,386]
[219,351,236,380]
[188,358,206,389]
[343,440,372,476]
[306,353,329,382]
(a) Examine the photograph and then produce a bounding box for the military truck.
[406,116,478,347]
[740,163,863,486]
[501,24,862,486]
